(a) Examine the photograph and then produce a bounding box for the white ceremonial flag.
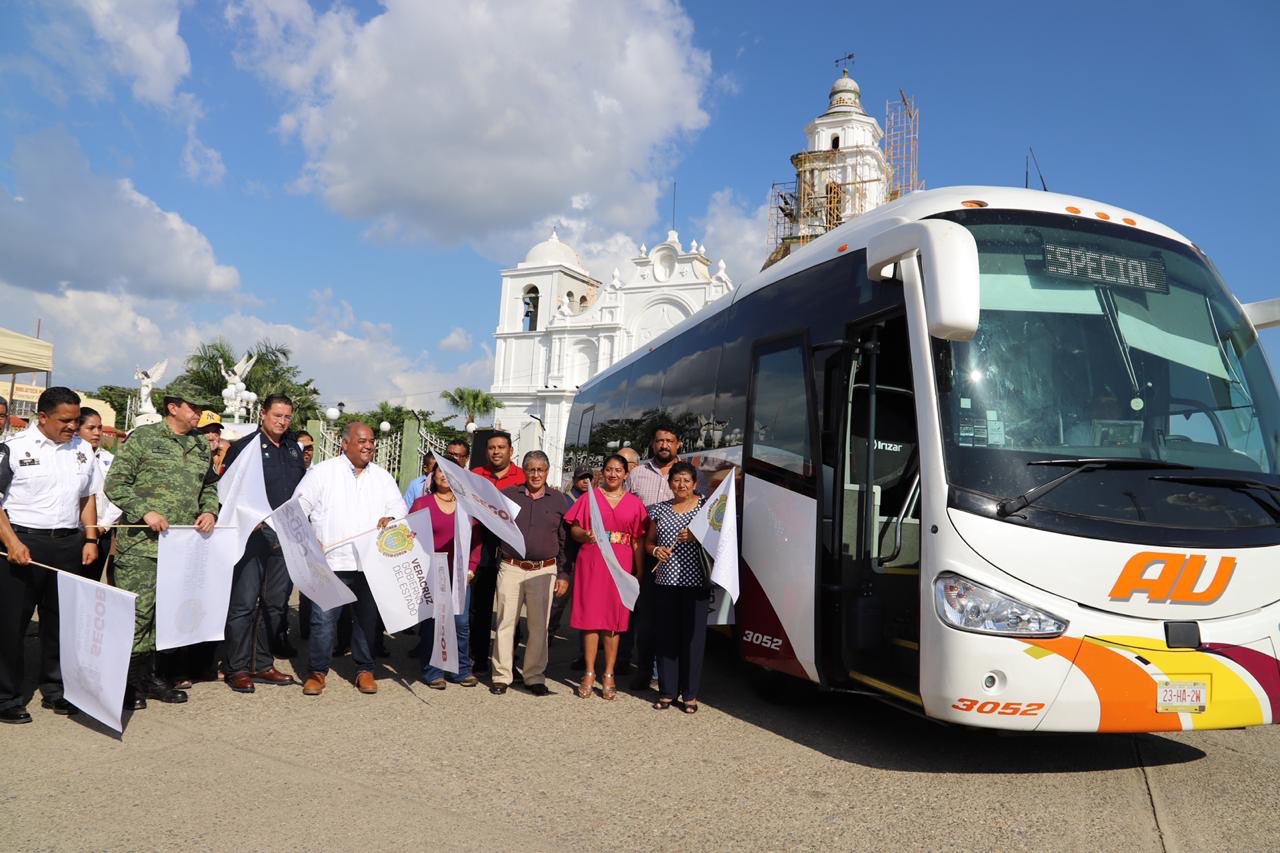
[431,453,526,557]
[58,573,136,733]
[217,433,274,553]
[357,520,437,634]
[155,527,240,650]
[426,552,458,674]
[588,487,639,610]
[270,497,356,611]
[404,504,470,613]
[688,473,740,602]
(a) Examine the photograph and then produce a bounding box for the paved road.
[5,626,1279,851]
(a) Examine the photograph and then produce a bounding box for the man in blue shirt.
[402,453,436,510]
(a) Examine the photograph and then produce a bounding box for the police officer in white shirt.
[74,406,122,585]
[293,421,403,698]
[0,387,101,724]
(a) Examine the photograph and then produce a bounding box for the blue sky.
[1,0,1277,414]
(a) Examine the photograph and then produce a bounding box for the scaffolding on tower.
[884,89,921,201]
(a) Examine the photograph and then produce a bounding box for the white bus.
[564,186,1280,732]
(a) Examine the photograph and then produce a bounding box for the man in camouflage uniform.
[105,380,220,709]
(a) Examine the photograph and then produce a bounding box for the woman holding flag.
[409,467,482,689]
[565,454,647,700]
[643,462,708,713]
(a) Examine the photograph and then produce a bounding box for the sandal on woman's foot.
[577,672,595,699]
[652,698,673,711]
[681,700,699,714]
[601,673,617,701]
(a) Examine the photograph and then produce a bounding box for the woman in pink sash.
[565,454,648,700]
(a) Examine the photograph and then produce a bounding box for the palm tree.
[440,387,504,426]
[171,338,323,423]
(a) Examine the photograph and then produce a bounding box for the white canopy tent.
[0,326,54,375]
[1,327,53,431]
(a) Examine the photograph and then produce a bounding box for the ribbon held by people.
[688,472,740,602]
[588,486,640,610]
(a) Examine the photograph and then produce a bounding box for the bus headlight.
[934,573,1067,637]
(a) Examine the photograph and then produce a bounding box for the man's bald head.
[342,421,376,469]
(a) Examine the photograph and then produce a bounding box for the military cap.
[162,380,221,410]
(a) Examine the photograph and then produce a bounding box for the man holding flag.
[293,421,403,697]
[0,387,100,724]
[105,380,221,710]
[216,394,306,693]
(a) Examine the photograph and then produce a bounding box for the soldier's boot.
[142,653,188,704]
[124,654,148,711]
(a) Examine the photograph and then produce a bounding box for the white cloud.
[696,187,770,283]
[25,2,224,182]
[0,130,239,298]
[0,282,493,413]
[182,124,227,185]
[70,0,191,108]
[228,0,711,245]
[438,327,473,353]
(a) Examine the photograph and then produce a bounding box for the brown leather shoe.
[252,667,296,686]
[226,671,255,693]
[356,671,377,694]
[302,672,325,696]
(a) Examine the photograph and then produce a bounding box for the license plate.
[1157,680,1207,713]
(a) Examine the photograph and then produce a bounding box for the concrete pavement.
[4,629,1279,851]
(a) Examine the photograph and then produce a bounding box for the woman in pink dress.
[566,454,648,700]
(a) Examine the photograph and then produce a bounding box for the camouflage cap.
[162,380,221,410]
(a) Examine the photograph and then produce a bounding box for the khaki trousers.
[491,561,556,686]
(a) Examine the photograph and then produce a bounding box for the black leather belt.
[11,525,80,539]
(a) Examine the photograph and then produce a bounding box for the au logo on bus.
[1109,551,1237,605]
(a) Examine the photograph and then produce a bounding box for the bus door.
[819,312,922,699]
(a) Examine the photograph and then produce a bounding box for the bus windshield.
[932,209,1280,532]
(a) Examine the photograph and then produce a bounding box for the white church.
[489,68,894,482]
[490,229,733,482]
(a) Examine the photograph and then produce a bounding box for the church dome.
[521,229,586,272]
[826,68,863,114]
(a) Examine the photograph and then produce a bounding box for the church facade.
[490,230,733,483]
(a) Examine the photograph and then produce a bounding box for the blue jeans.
[308,572,379,676]
[421,585,471,682]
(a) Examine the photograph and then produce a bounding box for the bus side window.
[748,339,813,478]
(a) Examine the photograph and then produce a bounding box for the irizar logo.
[874,440,904,452]
[1109,551,1237,605]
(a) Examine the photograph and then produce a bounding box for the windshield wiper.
[996,457,1193,518]
[1150,474,1280,521]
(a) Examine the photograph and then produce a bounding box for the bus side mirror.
[1243,297,1280,331]
[867,220,980,341]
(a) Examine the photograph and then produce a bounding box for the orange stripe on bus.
[1025,636,1181,732]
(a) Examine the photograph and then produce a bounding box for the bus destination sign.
[1043,243,1168,293]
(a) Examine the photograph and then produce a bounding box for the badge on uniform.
[19,452,39,467]
[76,451,88,464]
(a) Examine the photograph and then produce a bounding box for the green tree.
[170,338,322,423]
[88,385,135,429]
[439,387,503,426]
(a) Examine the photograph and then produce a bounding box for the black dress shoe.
[0,707,33,724]
[528,683,549,697]
[144,675,188,704]
[489,684,508,695]
[40,697,80,715]
[123,687,146,711]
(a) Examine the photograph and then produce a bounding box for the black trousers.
[0,532,81,710]
[620,568,658,670]
[655,584,710,702]
[224,527,291,673]
[85,528,114,584]
[469,562,498,669]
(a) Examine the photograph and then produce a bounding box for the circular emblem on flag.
[376,524,414,557]
[709,495,728,532]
